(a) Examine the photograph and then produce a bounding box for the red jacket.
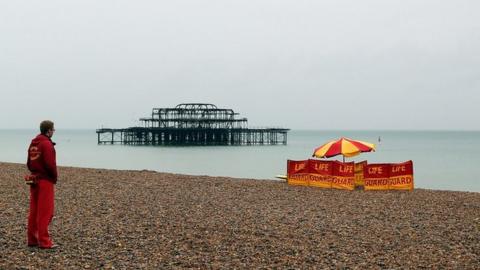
[27,134,58,184]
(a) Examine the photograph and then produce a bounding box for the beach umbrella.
[312,137,375,162]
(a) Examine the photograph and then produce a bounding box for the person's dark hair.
[40,120,54,135]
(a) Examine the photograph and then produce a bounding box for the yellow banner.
[331,176,355,190]
[287,173,310,186]
[308,174,333,188]
[364,178,390,190]
[354,160,367,187]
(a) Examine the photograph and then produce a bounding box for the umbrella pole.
[343,156,345,163]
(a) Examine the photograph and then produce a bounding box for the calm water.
[1,129,479,192]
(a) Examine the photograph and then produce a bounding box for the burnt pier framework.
[96,104,289,146]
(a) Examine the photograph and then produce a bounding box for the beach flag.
[308,159,333,188]
[389,160,414,190]
[364,163,390,190]
[331,161,355,190]
[287,160,310,186]
[287,159,414,191]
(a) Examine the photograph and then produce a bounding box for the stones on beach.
[0,162,479,269]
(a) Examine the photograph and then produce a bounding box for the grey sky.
[1,0,479,130]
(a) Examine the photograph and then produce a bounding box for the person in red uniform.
[27,120,58,249]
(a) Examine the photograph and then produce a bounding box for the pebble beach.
[0,161,479,269]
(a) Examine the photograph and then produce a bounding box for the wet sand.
[0,161,479,269]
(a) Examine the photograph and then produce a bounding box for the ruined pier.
[96,103,289,146]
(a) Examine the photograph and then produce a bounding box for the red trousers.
[27,179,55,248]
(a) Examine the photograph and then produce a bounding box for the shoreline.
[1,161,479,268]
[2,160,478,194]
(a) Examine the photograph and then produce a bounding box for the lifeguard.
[26,120,58,249]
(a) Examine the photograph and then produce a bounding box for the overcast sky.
[1,0,479,130]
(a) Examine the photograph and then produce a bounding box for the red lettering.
[290,173,309,181]
[405,176,412,184]
[332,177,353,185]
[309,174,331,182]
[366,178,388,186]
[389,176,413,186]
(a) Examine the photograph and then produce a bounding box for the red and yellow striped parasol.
[312,137,376,161]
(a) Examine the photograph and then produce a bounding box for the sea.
[1,129,479,192]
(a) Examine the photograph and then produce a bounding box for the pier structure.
[96,103,289,146]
